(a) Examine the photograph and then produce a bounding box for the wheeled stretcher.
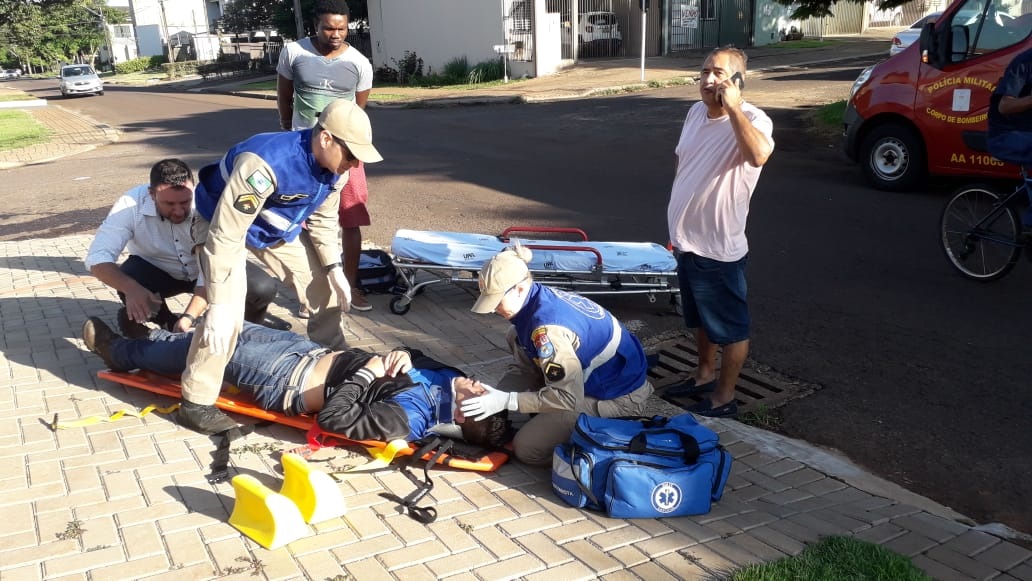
[387,226,679,315]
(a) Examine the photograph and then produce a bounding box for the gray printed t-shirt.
[276,37,373,130]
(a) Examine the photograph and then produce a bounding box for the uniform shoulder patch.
[544,361,565,382]
[531,326,554,359]
[233,193,259,215]
[245,169,273,195]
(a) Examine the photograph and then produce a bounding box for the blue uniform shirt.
[194,129,340,248]
[510,284,648,404]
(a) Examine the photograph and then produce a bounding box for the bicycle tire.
[940,185,1023,281]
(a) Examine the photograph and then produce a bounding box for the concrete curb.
[0,99,47,109]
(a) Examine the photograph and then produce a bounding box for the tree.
[267,0,368,41]
[221,0,279,40]
[219,0,368,42]
[775,0,911,20]
[0,0,123,71]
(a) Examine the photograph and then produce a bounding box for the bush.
[114,56,166,75]
[393,51,424,84]
[374,65,399,84]
[373,53,506,87]
[467,57,505,85]
[161,60,202,77]
[441,57,470,83]
[196,54,261,80]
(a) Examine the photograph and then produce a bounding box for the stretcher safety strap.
[380,437,453,524]
[49,403,181,430]
[47,401,255,485]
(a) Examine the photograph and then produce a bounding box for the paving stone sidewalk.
[0,234,1029,580]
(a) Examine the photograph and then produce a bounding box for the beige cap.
[317,99,384,163]
[471,247,532,314]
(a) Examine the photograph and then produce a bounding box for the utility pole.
[293,0,305,39]
[158,0,176,76]
[84,4,115,72]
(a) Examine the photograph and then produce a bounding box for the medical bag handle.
[628,429,701,464]
[501,226,589,241]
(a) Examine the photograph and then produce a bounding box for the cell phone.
[730,72,745,91]
[718,72,745,105]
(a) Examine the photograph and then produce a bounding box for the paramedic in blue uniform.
[463,244,654,465]
[81,317,507,447]
[179,98,384,435]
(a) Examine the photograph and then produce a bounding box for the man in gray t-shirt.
[276,0,376,312]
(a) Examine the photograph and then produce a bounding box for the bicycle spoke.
[940,186,1022,281]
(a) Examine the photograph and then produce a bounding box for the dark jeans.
[109,322,321,413]
[118,256,277,326]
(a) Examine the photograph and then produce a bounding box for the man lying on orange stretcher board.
[81,317,509,449]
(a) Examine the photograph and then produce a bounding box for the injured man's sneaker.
[178,401,239,435]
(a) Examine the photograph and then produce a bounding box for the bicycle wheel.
[940,185,1022,281]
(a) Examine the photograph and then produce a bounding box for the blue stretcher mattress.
[391,229,677,274]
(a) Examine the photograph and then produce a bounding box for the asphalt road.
[5,61,1031,534]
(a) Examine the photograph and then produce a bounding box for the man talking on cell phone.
[664,46,775,418]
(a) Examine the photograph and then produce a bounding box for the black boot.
[178,400,239,435]
[245,306,290,331]
[117,307,151,340]
[82,317,127,371]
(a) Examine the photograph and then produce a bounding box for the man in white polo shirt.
[85,159,280,337]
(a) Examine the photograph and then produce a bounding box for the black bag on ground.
[357,249,399,294]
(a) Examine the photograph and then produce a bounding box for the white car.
[889,12,941,56]
[564,11,622,57]
[59,64,104,97]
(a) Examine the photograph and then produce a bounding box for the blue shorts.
[676,252,750,345]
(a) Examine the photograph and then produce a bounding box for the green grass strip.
[0,109,52,151]
[815,100,847,127]
[0,93,36,102]
[241,80,277,91]
[731,535,931,580]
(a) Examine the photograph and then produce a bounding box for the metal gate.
[669,0,753,51]
[504,0,535,62]
[719,0,751,47]
[523,0,666,60]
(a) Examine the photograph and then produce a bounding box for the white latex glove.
[327,266,352,313]
[200,303,240,355]
[459,383,518,421]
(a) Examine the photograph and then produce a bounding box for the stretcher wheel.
[389,296,411,315]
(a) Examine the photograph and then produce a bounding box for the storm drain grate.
[646,337,812,414]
